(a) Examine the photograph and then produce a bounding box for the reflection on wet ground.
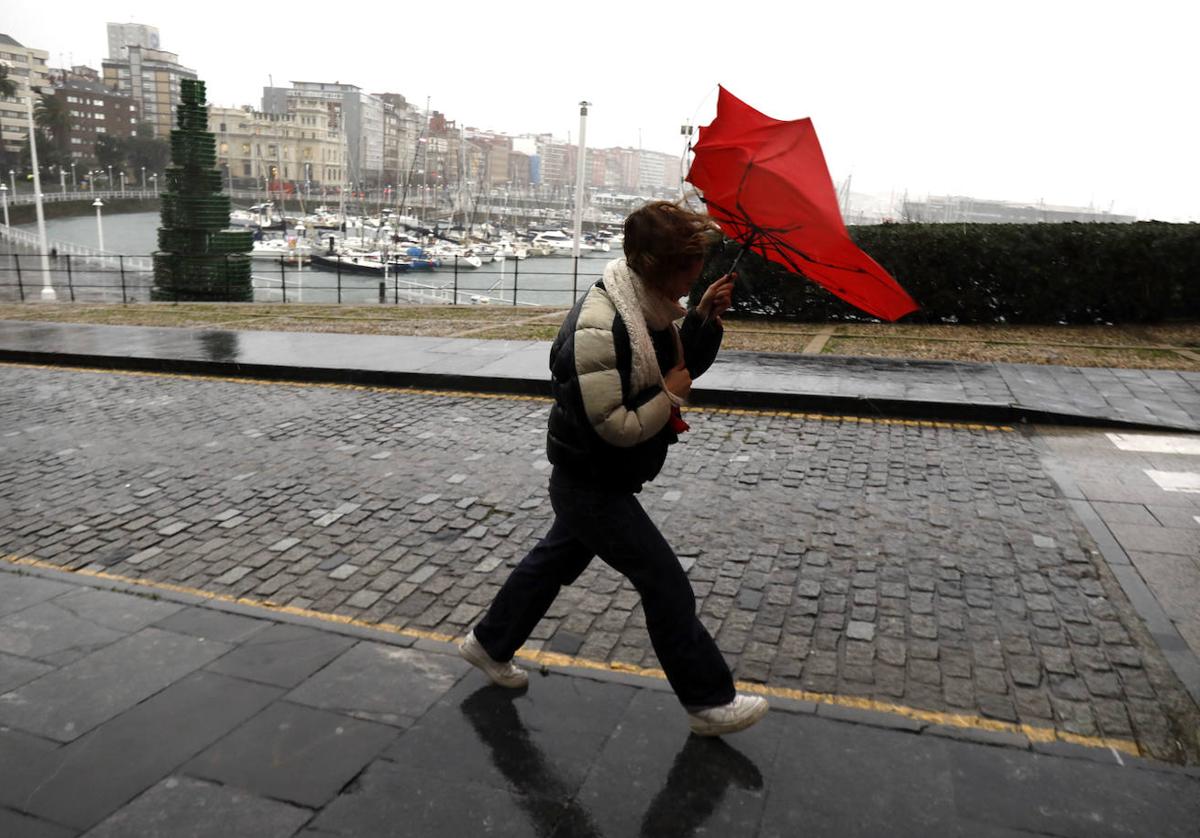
[460,685,765,838]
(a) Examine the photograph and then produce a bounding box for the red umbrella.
[687,87,918,322]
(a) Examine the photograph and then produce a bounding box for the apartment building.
[101,23,197,138]
[51,68,140,162]
[209,104,346,190]
[263,82,385,188]
[0,34,51,166]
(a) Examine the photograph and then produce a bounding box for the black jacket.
[545,280,723,493]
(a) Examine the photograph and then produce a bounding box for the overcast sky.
[6,0,1198,220]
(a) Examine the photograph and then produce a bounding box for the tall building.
[101,22,196,138]
[0,34,51,167]
[263,82,385,188]
[50,67,140,163]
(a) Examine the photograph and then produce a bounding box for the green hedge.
[693,222,1200,324]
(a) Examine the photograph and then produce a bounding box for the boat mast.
[337,110,347,230]
[420,96,430,224]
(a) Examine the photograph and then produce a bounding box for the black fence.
[0,252,607,308]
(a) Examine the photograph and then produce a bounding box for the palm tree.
[34,92,70,156]
[0,64,16,99]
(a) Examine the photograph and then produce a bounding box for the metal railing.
[0,249,603,307]
[2,189,159,205]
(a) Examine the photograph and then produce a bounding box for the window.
[219,123,226,132]
[96,127,106,134]
[95,113,105,120]
[242,162,251,176]
[241,143,250,154]
[220,142,228,153]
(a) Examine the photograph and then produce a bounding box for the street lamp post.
[572,101,591,259]
[151,173,158,196]
[1,183,8,227]
[107,165,113,192]
[8,170,15,196]
[25,90,55,300]
[120,171,126,197]
[59,167,66,194]
[141,166,146,190]
[70,162,76,188]
[93,198,105,251]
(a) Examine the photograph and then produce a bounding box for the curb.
[1,349,1190,433]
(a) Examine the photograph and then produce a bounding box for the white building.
[263,82,385,188]
[0,34,51,168]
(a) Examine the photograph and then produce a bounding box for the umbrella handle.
[728,242,750,274]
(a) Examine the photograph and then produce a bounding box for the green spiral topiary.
[152,78,253,301]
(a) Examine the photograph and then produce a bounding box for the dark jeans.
[473,468,736,709]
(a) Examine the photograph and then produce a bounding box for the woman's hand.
[663,361,692,401]
[697,273,735,325]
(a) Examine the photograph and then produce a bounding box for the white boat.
[230,202,284,229]
[492,240,529,261]
[251,237,313,264]
[530,229,609,257]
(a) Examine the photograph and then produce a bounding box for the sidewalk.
[1,320,1198,431]
[1,564,1197,837]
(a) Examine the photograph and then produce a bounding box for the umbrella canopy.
[687,87,918,322]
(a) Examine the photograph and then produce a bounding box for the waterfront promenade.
[1,320,1198,834]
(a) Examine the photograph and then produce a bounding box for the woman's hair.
[623,200,720,284]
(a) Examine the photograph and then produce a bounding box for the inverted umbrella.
[687,87,918,322]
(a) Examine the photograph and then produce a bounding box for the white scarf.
[602,258,687,402]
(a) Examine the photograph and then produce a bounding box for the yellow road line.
[0,552,1133,756]
[0,360,1013,432]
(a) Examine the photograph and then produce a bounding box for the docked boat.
[529,229,610,257]
[251,237,314,265]
[310,251,412,276]
[230,203,285,230]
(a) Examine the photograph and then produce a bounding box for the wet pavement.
[2,320,1200,834]
[1,566,1198,837]
[1,319,1198,430]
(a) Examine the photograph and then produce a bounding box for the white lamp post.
[8,169,15,196]
[24,90,55,300]
[141,165,146,189]
[93,198,105,251]
[572,101,591,259]
[107,165,113,191]
[59,167,66,193]
[120,171,126,197]
[0,183,8,227]
[151,173,158,196]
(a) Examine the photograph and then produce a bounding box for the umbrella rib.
[703,196,876,280]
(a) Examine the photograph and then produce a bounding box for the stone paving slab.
[1,364,1198,763]
[82,776,312,838]
[1,320,1198,429]
[0,627,231,742]
[183,701,399,808]
[0,568,1197,836]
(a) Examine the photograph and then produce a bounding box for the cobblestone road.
[1,364,1196,761]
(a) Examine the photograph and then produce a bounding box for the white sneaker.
[459,630,529,689]
[687,694,769,736]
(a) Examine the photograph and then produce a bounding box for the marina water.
[6,212,607,306]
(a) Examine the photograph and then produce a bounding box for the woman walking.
[461,201,767,736]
